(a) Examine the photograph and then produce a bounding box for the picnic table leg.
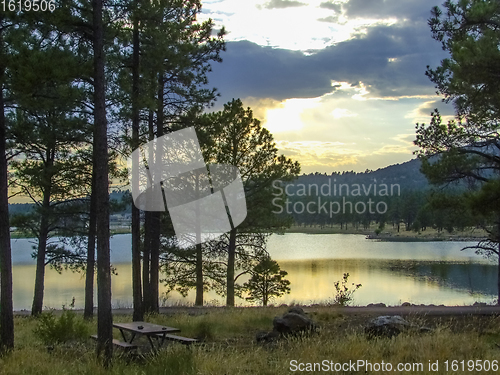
[146,333,168,352]
[119,329,136,344]
[157,333,166,347]
[147,335,160,352]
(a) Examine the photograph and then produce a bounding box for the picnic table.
[113,321,181,351]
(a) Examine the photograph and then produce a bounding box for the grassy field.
[1,307,499,374]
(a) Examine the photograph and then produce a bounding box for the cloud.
[261,0,307,9]
[317,15,340,24]
[373,144,416,155]
[236,97,283,120]
[331,108,357,119]
[319,1,342,12]
[210,41,332,101]
[209,21,447,103]
[405,99,457,125]
[343,0,438,20]
[273,139,417,174]
[416,99,456,117]
[202,0,451,173]
[391,133,417,145]
[275,140,361,171]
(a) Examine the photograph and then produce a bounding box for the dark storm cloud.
[261,0,307,9]
[209,41,332,101]
[343,0,438,20]
[208,20,447,103]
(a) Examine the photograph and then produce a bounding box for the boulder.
[365,315,411,339]
[273,312,316,335]
[256,307,318,343]
[287,306,306,315]
[365,315,432,339]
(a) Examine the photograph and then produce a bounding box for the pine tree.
[119,0,225,312]
[0,13,14,353]
[243,257,291,306]
[161,100,299,306]
[8,32,92,316]
[415,0,500,304]
[92,0,113,365]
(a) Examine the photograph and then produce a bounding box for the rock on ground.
[257,307,318,343]
[365,315,432,339]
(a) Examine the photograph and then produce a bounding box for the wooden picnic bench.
[156,333,199,345]
[90,334,138,351]
[92,322,198,352]
[113,321,186,351]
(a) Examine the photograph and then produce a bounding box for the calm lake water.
[10,233,497,310]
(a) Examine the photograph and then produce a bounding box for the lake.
[10,233,497,310]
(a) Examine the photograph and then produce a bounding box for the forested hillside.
[9,159,479,235]
[276,158,486,234]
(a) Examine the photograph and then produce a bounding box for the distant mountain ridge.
[8,159,430,214]
[292,158,429,192]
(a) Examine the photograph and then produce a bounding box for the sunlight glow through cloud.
[263,97,321,133]
[331,108,357,119]
[330,81,370,101]
[202,0,398,51]
[245,90,427,173]
[202,0,450,172]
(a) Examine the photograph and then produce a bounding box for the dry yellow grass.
[1,308,499,374]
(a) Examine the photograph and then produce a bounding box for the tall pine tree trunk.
[194,173,203,306]
[263,278,268,307]
[0,39,14,350]
[148,74,165,314]
[195,172,203,306]
[84,175,96,320]
[142,110,154,312]
[497,218,500,305]
[31,171,52,316]
[131,205,142,320]
[131,1,143,321]
[142,211,152,312]
[131,0,144,321]
[226,228,237,306]
[93,0,112,366]
[497,242,500,305]
[195,243,203,306]
[150,211,160,313]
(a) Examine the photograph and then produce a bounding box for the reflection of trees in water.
[279,258,497,298]
[381,260,497,297]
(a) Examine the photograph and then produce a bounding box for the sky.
[200,0,457,174]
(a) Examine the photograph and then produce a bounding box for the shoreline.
[13,303,500,316]
[285,225,488,242]
[11,226,488,243]
[364,234,486,242]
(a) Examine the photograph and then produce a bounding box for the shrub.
[332,272,362,306]
[34,308,90,345]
